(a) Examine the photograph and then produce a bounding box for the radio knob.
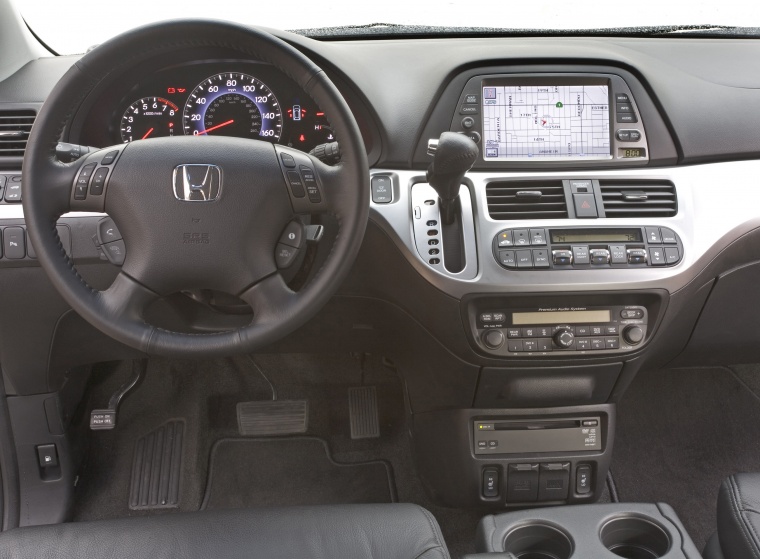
[482,329,505,350]
[553,327,575,348]
[623,325,645,345]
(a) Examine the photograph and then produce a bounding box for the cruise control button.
[572,245,590,265]
[498,250,517,268]
[275,243,299,269]
[300,165,321,203]
[665,247,681,264]
[286,170,305,198]
[532,249,550,268]
[516,249,532,268]
[279,221,304,249]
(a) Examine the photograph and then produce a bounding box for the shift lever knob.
[426,132,478,223]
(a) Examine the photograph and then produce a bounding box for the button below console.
[576,465,592,494]
[3,227,25,259]
[665,247,681,264]
[609,245,627,264]
[649,247,666,266]
[483,468,499,498]
[645,227,662,244]
[538,462,570,501]
[529,229,547,245]
[512,229,530,246]
[532,249,550,268]
[515,250,532,268]
[498,250,516,268]
[572,245,590,265]
[661,227,678,244]
[627,248,647,264]
[590,249,610,265]
[576,338,591,350]
[508,464,539,503]
[552,250,573,266]
[496,230,513,247]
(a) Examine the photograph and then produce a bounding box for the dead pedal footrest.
[236,400,308,436]
[129,419,184,510]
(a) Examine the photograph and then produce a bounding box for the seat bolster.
[717,473,760,559]
[0,504,451,559]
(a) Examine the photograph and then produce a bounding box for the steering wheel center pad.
[22,20,370,357]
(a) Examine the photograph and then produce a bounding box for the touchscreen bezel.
[481,76,613,162]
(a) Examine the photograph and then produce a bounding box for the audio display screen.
[482,80,611,161]
[512,310,611,325]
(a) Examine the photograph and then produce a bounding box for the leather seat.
[704,473,760,559]
[0,503,450,559]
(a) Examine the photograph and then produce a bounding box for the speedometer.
[182,73,282,141]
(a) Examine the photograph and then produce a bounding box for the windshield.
[21,0,760,55]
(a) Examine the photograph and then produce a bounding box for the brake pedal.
[237,400,309,436]
[90,360,146,430]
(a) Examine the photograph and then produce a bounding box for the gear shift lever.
[426,132,479,225]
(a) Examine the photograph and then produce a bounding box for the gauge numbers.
[182,73,283,141]
[120,97,179,143]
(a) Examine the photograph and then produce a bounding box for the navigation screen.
[482,83,611,161]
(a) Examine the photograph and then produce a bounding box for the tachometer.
[182,73,282,141]
[120,97,179,143]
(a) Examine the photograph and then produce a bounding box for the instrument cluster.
[110,61,335,153]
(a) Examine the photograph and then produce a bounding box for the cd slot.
[496,420,580,431]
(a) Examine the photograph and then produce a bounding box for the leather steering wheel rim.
[22,20,369,357]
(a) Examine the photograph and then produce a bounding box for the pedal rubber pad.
[129,419,184,510]
[237,400,308,436]
[349,386,380,439]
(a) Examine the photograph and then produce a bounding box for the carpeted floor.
[613,365,760,551]
[69,354,485,558]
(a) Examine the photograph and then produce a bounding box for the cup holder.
[600,516,671,559]
[502,523,574,559]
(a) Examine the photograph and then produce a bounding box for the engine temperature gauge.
[120,97,180,143]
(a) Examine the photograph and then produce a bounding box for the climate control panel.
[492,226,682,270]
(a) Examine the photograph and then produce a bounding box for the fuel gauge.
[120,97,180,143]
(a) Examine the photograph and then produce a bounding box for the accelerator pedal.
[129,419,184,510]
[349,386,380,439]
[236,400,308,436]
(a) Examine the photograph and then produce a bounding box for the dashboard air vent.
[0,110,35,157]
[486,180,568,220]
[599,180,677,218]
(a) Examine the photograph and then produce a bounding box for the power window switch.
[37,444,58,468]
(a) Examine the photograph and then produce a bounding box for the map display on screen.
[482,84,611,160]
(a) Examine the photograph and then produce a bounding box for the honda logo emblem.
[173,164,221,202]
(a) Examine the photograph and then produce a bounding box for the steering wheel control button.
[286,171,305,198]
[279,221,304,249]
[3,227,26,259]
[300,166,321,203]
[97,217,123,244]
[275,243,299,269]
[90,167,109,196]
[103,240,126,266]
[74,163,97,200]
[101,150,119,165]
[552,250,573,266]
[371,175,392,204]
[572,246,590,265]
[280,153,296,168]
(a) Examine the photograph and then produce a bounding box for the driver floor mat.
[200,437,396,509]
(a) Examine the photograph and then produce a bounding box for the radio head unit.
[450,72,649,167]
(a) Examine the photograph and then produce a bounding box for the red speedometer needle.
[197,119,234,135]
[141,127,154,139]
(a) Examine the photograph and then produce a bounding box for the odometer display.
[183,73,282,141]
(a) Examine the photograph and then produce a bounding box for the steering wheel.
[22,21,369,357]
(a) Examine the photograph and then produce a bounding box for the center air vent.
[599,180,677,218]
[0,110,36,158]
[486,180,568,220]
